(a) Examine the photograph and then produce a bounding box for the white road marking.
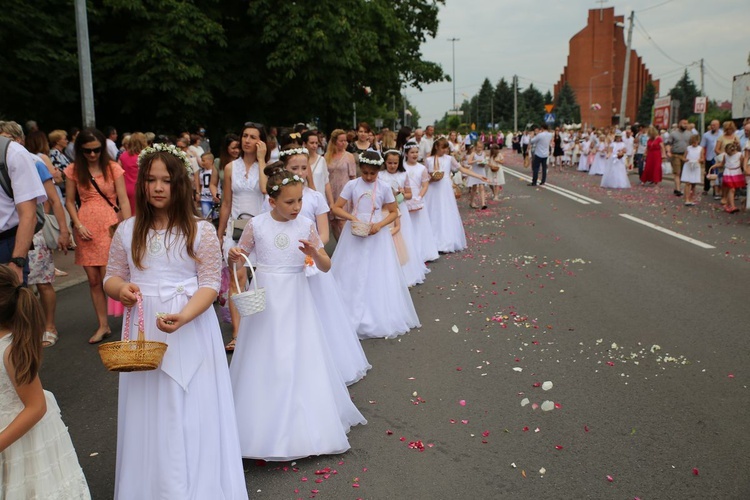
[619,214,716,249]
[504,167,601,205]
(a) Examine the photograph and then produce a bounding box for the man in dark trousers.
[528,124,553,186]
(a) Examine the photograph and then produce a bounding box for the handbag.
[232,213,253,241]
[42,211,75,249]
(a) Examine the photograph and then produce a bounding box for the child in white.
[487,144,506,199]
[588,135,607,175]
[466,141,488,209]
[379,150,428,286]
[230,165,366,460]
[197,153,216,218]
[600,133,630,189]
[0,266,90,500]
[104,146,247,499]
[273,149,370,385]
[577,137,589,171]
[331,150,420,339]
[402,142,440,263]
[680,135,703,206]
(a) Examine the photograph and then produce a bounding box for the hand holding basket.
[231,253,266,316]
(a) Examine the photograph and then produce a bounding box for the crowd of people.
[0,113,748,498]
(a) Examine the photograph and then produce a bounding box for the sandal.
[42,331,58,348]
[88,329,111,345]
[225,338,237,352]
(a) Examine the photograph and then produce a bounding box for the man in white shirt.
[623,128,635,170]
[418,125,435,162]
[0,134,48,284]
[105,126,119,160]
[529,124,553,186]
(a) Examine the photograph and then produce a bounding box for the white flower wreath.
[138,143,194,175]
[279,147,309,158]
[359,153,384,166]
[270,174,302,192]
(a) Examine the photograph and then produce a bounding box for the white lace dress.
[601,143,631,189]
[105,219,248,500]
[577,140,590,171]
[0,335,91,500]
[424,155,468,253]
[259,187,371,385]
[230,212,367,460]
[588,142,608,176]
[331,178,421,339]
[378,170,429,286]
[404,162,440,263]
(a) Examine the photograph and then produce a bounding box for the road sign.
[653,96,671,129]
[447,110,464,116]
[544,113,555,123]
[469,132,478,141]
[694,96,707,114]
[544,104,555,113]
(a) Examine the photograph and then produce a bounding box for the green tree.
[668,70,700,122]
[636,81,657,125]
[477,78,494,130]
[543,90,553,104]
[520,84,544,128]
[554,82,581,124]
[493,78,513,130]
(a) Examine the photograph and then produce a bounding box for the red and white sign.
[694,96,707,114]
[653,96,671,129]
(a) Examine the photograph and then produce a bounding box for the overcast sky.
[408,0,748,127]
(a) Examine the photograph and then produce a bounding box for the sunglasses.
[244,122,265,130]
[82,147,102,155]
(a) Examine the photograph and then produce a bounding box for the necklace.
[147,230,166,256]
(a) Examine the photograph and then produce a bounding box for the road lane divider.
[619,214,716,249]
[503,167,602,205]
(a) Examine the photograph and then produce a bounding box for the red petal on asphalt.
[482,431,490,437]
[311,489,319,494]
[450,419,457,424]
[461,419,469,424]
[459,399,466,406]
[606,475,614,482]
[692,468,699,476]
[523,426,529,432]
[728,374,735,378]
[301,477,308,482]
[584,425,590,432]
[255,459,267,467]
[456,367,463,371]
[386,430,393,435]
[399,437,406,441]
[362,468,368,472]
[314,479,323,484]
[607,361,615,366]
[555,445,563,450]
[554,402,562,409]
[352,484,360,488]
[532,382,541,387]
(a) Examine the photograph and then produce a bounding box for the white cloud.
[408,0,748,127]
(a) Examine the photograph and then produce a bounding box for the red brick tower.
[554,7,659,129]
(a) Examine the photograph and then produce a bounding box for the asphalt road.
[41,152,750,499]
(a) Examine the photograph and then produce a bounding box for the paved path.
[43,151,749,499]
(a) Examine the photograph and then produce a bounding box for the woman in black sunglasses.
[64,128,131,344]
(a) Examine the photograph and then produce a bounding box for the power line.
[634,17,691,67]
[635,0,676,13]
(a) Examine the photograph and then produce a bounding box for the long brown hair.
[132,150,199,269]
[325,129,346,164]
[0,266,43,385]
[73,128,111,189]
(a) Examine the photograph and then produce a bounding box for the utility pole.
[491,93,494,131]
[448,38,460,111]
[74,0,96,128]
[353,102,357,130]
[699,58,705,134]
[618,10,634,130]
[515,77,520,131]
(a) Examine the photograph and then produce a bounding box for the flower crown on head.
[138,143,193,175]
[270,174,303,192]
[383,149,401,156]
[402,141,419,151]
[279,147,309,158]
[358,152,384,166]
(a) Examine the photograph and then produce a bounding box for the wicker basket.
[490,164,500,173]
[429,156,445,182]
[99,294,167,372]
[350,182,377,238]
[706,165,721,181]
[231,253,266,316]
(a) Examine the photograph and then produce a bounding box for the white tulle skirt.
[577,154,589,171]
[424,177,467,253]
[395,205,429,286]
[407,205,440,263]
[307,269,371,385]
[0,392,91,500]
[332,223,421,339]
[588,154,607,175]
[230,268,366,460]
[600,158,631,189]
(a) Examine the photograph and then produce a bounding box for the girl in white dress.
[487,144,506,199]
[331,151,420,339]
[588,134,608,175]
[216,123,269,351]
[403,142,440,263]
[379,149,429,286]
[680,135,704,206]
[104,145,247,500]
[577,137,589,171]
[0,265,90,500]
[424,138,488,253]
[276,148,371,385]
[230,165,366,460]
[466,141,488,209]
[600,133,631,189]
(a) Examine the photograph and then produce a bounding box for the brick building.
[554,7,659,129]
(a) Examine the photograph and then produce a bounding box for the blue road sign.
[544,113,555,123]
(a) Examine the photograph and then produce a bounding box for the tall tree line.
[0,0,447,136]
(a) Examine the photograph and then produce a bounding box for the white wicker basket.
[231,253,266,316]
[350,182,377,238]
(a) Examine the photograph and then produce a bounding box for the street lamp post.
[589,71,609,129]
[448,38,460,111]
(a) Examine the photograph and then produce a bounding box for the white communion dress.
[230,212,367,460]
[588,143,608,176]
[0,336,91,500]
[332,178,421,339]
[424,155,468,253]
[106,218,248,500]
[601,142,631,189]
[404,161,440,263]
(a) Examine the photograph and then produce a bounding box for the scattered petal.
[520,398,530,407]
[451,325,459,333]
[692,468,699,476]
[89,452,99,457]
[482,431,490,437]
[513,367,523,372]
[606,475,614,482]
[531,403,539,410]
[522,470,527,478]
[541,400,555,411]
[459,399,466,406]
[386,430,393,435]
[584,425,590,433]
[522,426,529,432]
[510,462,517,468]
[539,467,546,475]
[542,381,553,391]
[555,445,563,450]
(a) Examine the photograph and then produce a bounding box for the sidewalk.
[50,249,88,292]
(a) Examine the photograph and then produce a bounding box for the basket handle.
[352,180,377,223]
[123,293,145,342]
[232,252,259,295]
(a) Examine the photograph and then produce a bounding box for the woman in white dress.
[104,145,247,500]
[215,122,268,351]
[331,151,420,339]
[379,150,429,286]
[600,133,631,189]
[424,138,488,253]
[229,165,366,460]
[275,147,371,385]
[402,142,440,263]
